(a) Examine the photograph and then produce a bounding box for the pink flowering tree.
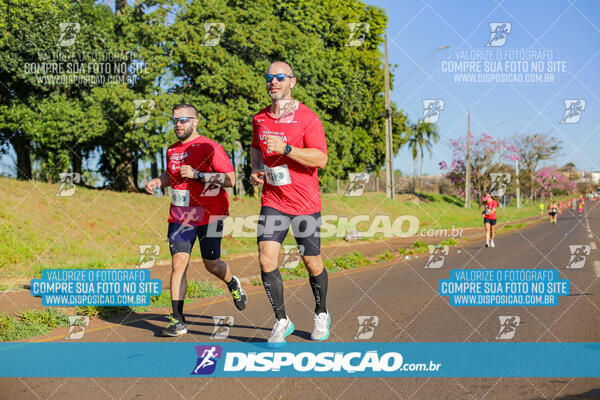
[439,133,520,205]
[535,166,576,198]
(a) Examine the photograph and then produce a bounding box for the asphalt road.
[1,203,599,399]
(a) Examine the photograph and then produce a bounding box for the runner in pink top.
[250,61,330,348]
[482,193,498,248]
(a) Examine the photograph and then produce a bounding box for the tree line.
[1,0,439,193]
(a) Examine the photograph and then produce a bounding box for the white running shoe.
[267,316,294,348]
[485,241,490,247]
[490,240,495,248]
[311,312,331,341]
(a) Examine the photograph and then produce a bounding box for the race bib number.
[171,189,190,207]
[265,165,291,186]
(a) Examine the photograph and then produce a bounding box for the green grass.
[252,252,372,286]
[150,279,226,307]
[0,308,71,342]
[72,280,225,316]
[0,176,571,285]
[439,237,459,246]
[376,250,395,262]
[74,305,147,319]
[187,280,226,299]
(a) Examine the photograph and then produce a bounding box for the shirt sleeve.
[251,117,260,149]
[303,114,327,155]
[212,144,234,173]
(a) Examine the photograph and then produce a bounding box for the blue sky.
[366,0,600,175]
[2,1,598,178]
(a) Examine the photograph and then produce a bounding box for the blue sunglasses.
[265,74,294,83]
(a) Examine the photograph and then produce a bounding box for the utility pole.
[465,111,471,208]
[516,158,520,209]
[384,34,394,199]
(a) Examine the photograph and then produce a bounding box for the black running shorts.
[483,217,497,226]
[167,219,223,260]
[257,206,321,256]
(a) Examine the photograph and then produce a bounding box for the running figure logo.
[346,23,369,47]
[355,316,379,339]
[202,23,225,47]
[566,245,590,269]
[65,316,89,340]
[422,100,445,123]
[496,316,520,339]
[486,22,511,47]
[57,22,80,47]
[132,100,155,124]
[201,173,226,197]
[489,173,511,197]
[191,345,222,375]
[425,245,449,269]
[560,99,586,124]
[136,245,160,269]
[170,208,204,240]
[345,173,370,197]
[56,172,81,197]
[281,245,305,269]
[211,316,234,340]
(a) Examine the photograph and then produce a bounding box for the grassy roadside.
[0,278,226,342]
[0,214,551,342]
[0,176,569,285]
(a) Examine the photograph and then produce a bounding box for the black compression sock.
[172,300,185,323]
[261,269,286,320]
[226,276,238,292]
[309,268,328,314]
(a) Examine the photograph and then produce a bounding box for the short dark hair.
[172,103,198,118]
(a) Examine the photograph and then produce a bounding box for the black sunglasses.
[171,117,196,124]
[265,74,294,83]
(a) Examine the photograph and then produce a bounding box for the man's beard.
[176,125,194,141]
[269,87,290,100]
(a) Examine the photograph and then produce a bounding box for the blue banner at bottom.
[0,342,598,377]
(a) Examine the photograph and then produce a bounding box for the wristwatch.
[196,171,205,181]
[283,144,292,156]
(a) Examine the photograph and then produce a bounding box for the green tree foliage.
[1,0,418,192]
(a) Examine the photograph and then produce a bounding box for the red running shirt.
[166,136,234,226]
[485,199,498,220]
[252,102,327,215]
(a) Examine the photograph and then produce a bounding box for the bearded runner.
[145,103,247,337]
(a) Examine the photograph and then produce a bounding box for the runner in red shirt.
[250,61,330,347]
[482,193,498,247]
[145,103,247,337]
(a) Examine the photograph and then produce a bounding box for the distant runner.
[482,193,498,248]
[548,200,558,224]
[145,103,247,337]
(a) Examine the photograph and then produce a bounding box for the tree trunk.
[71,151,82,175]
[11,132,32,180]
[112,151,138,192]
[132,158,139,190]
[419,154,424,191]
[413,156,417,193]
[151,160,158,179]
